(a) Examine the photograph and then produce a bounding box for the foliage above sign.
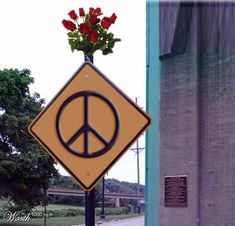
[62,7,121,56]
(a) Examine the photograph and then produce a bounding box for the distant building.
[158,2,235,226]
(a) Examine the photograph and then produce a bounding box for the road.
[100,216,144,226]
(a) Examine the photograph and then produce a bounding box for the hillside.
[50,175,144,194]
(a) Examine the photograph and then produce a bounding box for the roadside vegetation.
[0,202,142,226]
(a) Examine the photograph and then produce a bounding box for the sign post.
[85,189,95,226]
[84,55,95,226]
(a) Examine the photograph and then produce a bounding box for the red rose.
[62,20,76,31]
[68,10,78,20]
[89,7,95,16]
[90,15,100,25]
[79,8,85,17]
[110,13,117,24]
[95,7,102,15]
[88,30,99,43]
[101,17,111,29]
[80,22,90,34]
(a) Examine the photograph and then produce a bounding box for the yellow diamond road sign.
[29,62,151,191]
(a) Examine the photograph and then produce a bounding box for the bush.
[0,201,19,218]
[52,195,84,206]
[95,207,131,216]
[48,208,85,217]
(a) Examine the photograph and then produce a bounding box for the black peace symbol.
[56,91,120,158]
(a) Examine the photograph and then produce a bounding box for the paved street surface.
[100,216,144,226]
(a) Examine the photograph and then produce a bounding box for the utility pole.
[100,176,105,219]
[43,185,47,226]
[131,97,145,214]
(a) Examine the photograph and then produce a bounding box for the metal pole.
[135,98,141,214]
[84,54,95,226]
[85,190,95,226]
[136,137,141,214]
[100,176,105,219]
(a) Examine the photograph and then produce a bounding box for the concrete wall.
[199,54,235,226]
[160,54,200,226]
[159,3,235,226]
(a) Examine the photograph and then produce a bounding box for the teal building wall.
[145,1,159,226]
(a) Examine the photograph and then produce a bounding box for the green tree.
[105,178,144,194]
[50,175,81,189]
[94,181,102,207]
[0,68,58,210]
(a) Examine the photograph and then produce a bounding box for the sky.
[0,1,146,184]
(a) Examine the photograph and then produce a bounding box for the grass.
[0,202,143,226]
[0,214,142,226]
[0,202,84,211]
[33,204,84,211]
[0,216,84,226]
[0,224,40,226]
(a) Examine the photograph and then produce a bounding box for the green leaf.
[67,32,74,38]
[100,29,107,36]
[114,38,121,42]
[107,33,114,39]
[68,39,76,52]
[67,31,81,38]
[108,40,115,49]
[85,14,89,22]
[75,43,84,51]
[93,24,100,30]
[102,48,113,55]
[100,44,108,51]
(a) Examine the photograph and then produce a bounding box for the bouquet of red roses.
[62,7,121,56]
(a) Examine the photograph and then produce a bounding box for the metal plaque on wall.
[164,175,188,207]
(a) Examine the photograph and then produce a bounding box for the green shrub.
[47,208,85,217]
[0,201,13,218]
[95,207,130,216]
[124,204,134,213]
